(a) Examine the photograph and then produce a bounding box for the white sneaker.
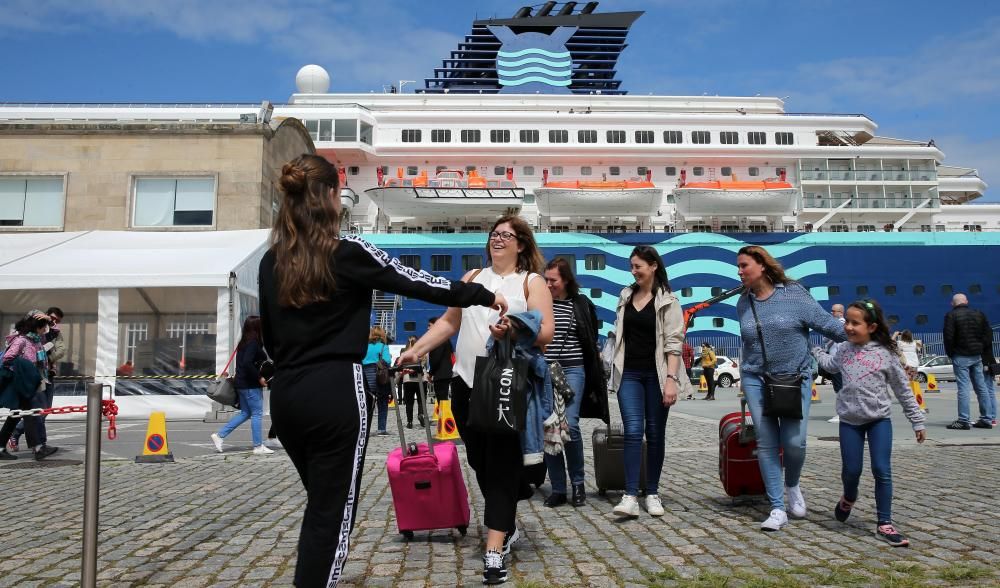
[265,437,283,448]
[253,445,274,455]
[827,415,840,423]
[786,485,807,518]
[613,494,640,517]
[645,494,665,517]
[760,508,788,531]
[210,433,224,453]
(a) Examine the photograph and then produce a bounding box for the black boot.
[571,483,586,506]
[544,493,567,507]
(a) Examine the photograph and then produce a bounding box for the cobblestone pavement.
[3,396,1000,587]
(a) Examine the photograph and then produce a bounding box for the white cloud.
[930,134,1000,202]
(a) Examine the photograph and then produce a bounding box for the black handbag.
[469,334,530,434]
[749,295,804,420]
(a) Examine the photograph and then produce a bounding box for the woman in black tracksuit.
[259,154,506,588]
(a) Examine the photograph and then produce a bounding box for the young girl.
[812,299,926,547]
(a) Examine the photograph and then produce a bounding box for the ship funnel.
[557,2,577,15]
[537,1,557,16]
[513,6,532,18]
[581,2,599,14]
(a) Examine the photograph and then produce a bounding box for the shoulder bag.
[469,333,530,434]
[547,305,576,404]
[375,343,391,386]
[748,294,803,420]
[207,348,239,407]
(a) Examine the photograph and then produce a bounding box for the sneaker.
[482,550,508,585]
[0,449,16,461]
[613,494,640,517]
[760,509,788,532]
[501,528,520,557]
[876,523,910,547]
[210,433,224,453]
[34,445,58,461]
[265,437,283,449]
[253,445,274,455]
[786,485,807,518]
[827,415,841,423]
[946,420,971,430]
[645,494,665,517]
[834,496,855,523]
[7,437,18,453]
[973,419,993,429]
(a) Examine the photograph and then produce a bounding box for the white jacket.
[609,286,692,397]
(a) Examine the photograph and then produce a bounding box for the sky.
[2,0,997,201]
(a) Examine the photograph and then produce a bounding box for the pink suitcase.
[386,365,470,539]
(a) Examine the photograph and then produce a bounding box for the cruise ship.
[1,1,998,347]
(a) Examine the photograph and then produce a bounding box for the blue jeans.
[980,369,998,423]
[544,366,586,494]
[363,364,391,432]
[840,418,893,524]
[218,388,264,446]
[618,368,668,496]
[741,372,812,510]
[14,385,53,445]
[952,355,988,424]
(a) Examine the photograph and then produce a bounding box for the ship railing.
[412,187,524,199]
[800,170,937,182]
[802,196,941,209]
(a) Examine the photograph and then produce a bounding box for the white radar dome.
[296,64,331,94]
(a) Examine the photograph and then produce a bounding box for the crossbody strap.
[222,347,238,376]
[747,294,769,369]
[468,267,531,304]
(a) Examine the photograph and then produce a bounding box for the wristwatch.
[665,373,680,384]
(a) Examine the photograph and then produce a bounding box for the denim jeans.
[741,372,812,510]
[14,384,53,445]
[219,388,264,446]
[840,418,894,524]
[544,366,586,494]
[618,368,668,496]
[363,364,391,432]
[979,369,998,423]
[952,355,988,424]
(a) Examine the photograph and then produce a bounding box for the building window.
[402,129,422,142]
[607,130,626,143]
[915,314,928,325]
[133,177,215,227]
[692,131,711,144]
[665,166,677,176]
[519,129,539,143]
[552,166,564,176]
[913,285,925,295]
[493,166,506,176]
[748,132,766,145]
[970,284,982,294]
[775,132,794,145]
[549,130,569,143]
[431,255,451,272]
[0,177,65,228]
[720,131,739,144]
[748,167,760,177]
[663,130,683,144]
[431,129,451,142]
[585,254,606,270]
[941,284,953,295]
[590,288,602,298]
[609,166,620,176]
[635,130,654,144]
[406,166,419,176]
[403,321,416,332]
[637,166,649,177]
[490,130,510,143]
[522,166,535,176]
[399,255,421,270]
[885,285,896,295]
[857,285,868,295]
[578,130,598,144]
[693,167,704,176]
[828,286,840,296]
[460,129,481,143]
[462,255,483,270]
[721,166,732,177]
[580,166,592,176]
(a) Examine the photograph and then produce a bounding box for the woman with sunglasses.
[400,215,553,585]
[735,245,847,531]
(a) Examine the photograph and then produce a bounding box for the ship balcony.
[801,196,941,210]
[364,186,524,219]
[800,170,937,182]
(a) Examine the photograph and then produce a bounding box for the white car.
[691,355,741,388]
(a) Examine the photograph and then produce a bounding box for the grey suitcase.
[592,425,647,496]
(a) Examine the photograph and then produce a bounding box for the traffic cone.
[911,380,928,412]
[811,381,820,403]
[926,373,939,392]
[698,376,708,392]
[431,399,440,423]
[388,393,397,408]
[135,411,174,463]
[435,399,461,441]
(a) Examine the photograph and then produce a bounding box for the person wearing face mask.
[607,245,689,518]
[0,312,59,460]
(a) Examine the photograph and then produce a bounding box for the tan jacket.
[609,286,692,397]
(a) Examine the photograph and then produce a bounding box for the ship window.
[304,119,319,140]
[436,166,448,174]
[748,132,766,145]
[666,195,675,203]
[403,321,416,332]
[681,287,693,297]
[856,285,868,295]
[970,284,982,294]
[348,166,360,176]
[590,288,603,298]
[460,129,481,143]
[713,318,725,328]
[578,130,598,144]
[581,166,592,176]
[609,167,621,176]
[523,193,535,204]
[964,224,983,232]
[607,130,626,144]
[465,165,477,174]
[920,224,932,232]
[431,255,452,272]
[831,224,849,232]
[784,224,796,232]
[693,167,704,176]
[554,254,575,266]
[406,166,418,176]
[692,131,711,144]
[721,167,732,177]
[431,226,455,234]
[334,119,357,141]
[319,120,333,141]
[828,286,840,296]
[720,224,739,232]
[133,177,214,228]
[885,285,897,295]
[775,132,794,145]
[381,165,390,176]
[523,166,535,176]
[915,314,928,325]
[665,166,677,176]
[748,224,769,233]
[552,166,564,176]
[664,130,683,144]
[941,284,953,295]
[519,130,539,143]
[399,255,421,270]
[857,225,877,232]
[490,130,510,143]
[431,129,451,142]
[711,287,723,296]
[462,255,483,270]
[720,131,739,144]
[401,226,423,233]
[549,130,569,143]
[635,131,654,144]
[887,315,899,325]
[913,285,925,295]
[637,166,649,177]
[748,167,760,176]
[775,167,787,176]
[461,225,483,233]
[585,254,606,270]
[401,129,422,142]
[360,122,373,145]
[493,166,505,176]
[691,225,712,232]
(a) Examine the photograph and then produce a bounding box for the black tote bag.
[469,334,530,434]
[749,295,804,420]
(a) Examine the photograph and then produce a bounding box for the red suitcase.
[719,400,773,498]
[385,365,470,539]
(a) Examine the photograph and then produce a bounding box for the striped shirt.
[546,299,584,367]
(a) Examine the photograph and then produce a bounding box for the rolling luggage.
[719,399,774,498]
[592,424,647,496]
[386,364,470,539]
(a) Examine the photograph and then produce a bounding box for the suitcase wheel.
[402,530,414,540]
[457,525,468,537]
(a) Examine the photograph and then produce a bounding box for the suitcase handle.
[392,366,435,454]
[738,398,757,445]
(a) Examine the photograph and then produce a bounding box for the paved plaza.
[2,385,1000,587]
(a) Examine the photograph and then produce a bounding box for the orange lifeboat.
[679,179,793,191]
[542,179,656,190]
